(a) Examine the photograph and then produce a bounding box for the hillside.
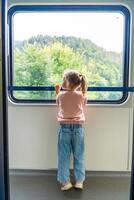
[15,35,122,66]
[14,35,123,101]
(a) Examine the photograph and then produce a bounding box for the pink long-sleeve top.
[56,90,87,124]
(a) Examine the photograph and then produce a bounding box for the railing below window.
[8,86,134,92]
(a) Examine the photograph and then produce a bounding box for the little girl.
[55,69,87,191]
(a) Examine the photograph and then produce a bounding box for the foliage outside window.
[8,7,129,103]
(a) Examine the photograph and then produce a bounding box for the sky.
[14,12,124,53]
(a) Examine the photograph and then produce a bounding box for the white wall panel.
[8,106,131,171]
[7,0,134,172]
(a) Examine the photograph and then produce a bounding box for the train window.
[8,5,130,103]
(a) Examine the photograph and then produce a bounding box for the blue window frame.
[7,5,130,104]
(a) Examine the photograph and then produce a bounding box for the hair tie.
[79,74,83,81]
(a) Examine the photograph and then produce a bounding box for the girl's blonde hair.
[63,69,87,94]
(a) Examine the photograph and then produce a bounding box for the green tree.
[14,35,123,101]
[14,42,86,100]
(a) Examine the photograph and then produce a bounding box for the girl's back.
[57,90,87,123]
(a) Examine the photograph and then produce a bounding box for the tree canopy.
[14,35,123,101]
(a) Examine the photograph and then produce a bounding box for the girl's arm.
[83,94,88,106]
[55,85,61,106]
[55,84,61,95]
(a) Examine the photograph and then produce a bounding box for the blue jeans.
[57,124,85,183]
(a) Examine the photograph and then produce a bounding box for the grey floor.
[10,175,130,200]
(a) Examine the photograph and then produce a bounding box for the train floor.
[10,175,130,200]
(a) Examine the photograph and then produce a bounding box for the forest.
[13,35,123,101]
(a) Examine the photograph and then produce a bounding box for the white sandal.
[74,182,83,189]
[61,182,73,191]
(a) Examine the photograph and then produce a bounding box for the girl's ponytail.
[80,74,87,94]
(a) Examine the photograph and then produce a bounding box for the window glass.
[10,11,126,102]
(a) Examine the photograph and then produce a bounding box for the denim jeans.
[57,124,85,183]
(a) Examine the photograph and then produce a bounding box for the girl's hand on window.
[55,85,61,95]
